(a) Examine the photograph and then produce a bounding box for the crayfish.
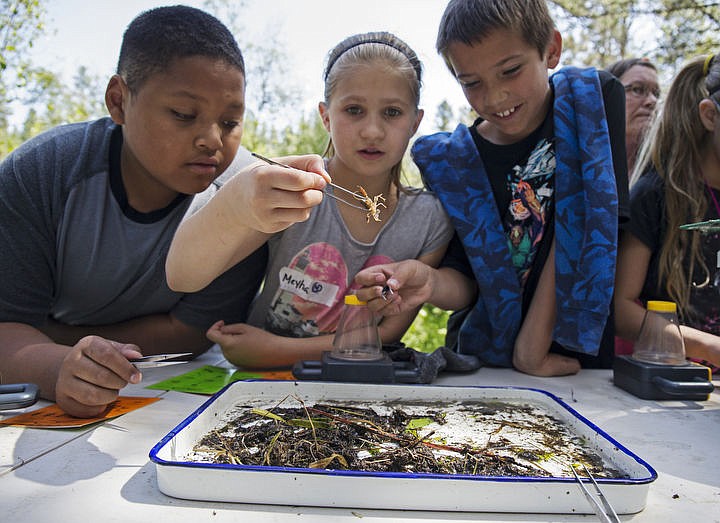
[353,185,386,223]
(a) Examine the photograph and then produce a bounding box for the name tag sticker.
[278,267,339,307]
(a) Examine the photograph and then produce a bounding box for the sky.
[24,0,472,135]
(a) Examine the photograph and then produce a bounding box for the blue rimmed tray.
[150,381,656,514]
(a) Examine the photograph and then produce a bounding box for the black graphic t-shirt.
[502,139,554,286]
[472,113,555,290]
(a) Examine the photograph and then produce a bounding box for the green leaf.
[287,418,332,429]
[309,453,348,469]
[405,417,434,430]
[252,408,285,422]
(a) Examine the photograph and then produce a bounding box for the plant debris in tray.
[188,397,626,479]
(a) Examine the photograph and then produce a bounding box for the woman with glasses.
[605,58,661,177]
[614,54,720,373]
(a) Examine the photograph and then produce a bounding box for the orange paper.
[0,396,161,428]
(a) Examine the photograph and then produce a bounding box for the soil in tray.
[188,399,627,478]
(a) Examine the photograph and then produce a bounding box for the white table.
[1,347,718,522]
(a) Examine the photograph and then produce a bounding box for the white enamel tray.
[150,381,656,513]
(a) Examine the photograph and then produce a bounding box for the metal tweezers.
[251,152,369,211]
[572,464,621,522]
[679,218,720,233]
[129,352,193,369]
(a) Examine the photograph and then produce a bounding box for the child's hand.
[55,336,143,418]
[166,154,330,295]
[207,320,279,368]
[227,154,330,234]
[354,260,435,315]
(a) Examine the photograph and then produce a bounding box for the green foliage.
[550,0,720,75]
[0,2,108,158]
[203,0,301,132]
[431,99,475,132]
[656,0,719,72]
[20,66,106,135]
[0,127,22,159]
[236,115,267,155]
[0,1,46,77]
[402,152,423,188]
[0,0,47,122]
[0,64,106,158]
[240,109,328,159]
[434,100,455,132]
[270,111,329,157]
[401,304,451,354]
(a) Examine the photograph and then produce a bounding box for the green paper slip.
[146,365,294,395]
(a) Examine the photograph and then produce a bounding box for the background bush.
[401,305,450,354]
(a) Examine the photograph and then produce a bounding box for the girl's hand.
[227,154,331,234]
[166,154,331,294]
[55,336,143,418]
[207,321,281,368]
[354,260,435,315]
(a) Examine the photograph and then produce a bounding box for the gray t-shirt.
[247,187,453,337]
[0,118,265,330]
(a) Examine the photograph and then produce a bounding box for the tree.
[550,0,720,75]
[550,0,638,67]
[271,111,328,157]
[19,65,106,140]
[3,0,303,157]
[434,100,455,132]
[203,0,301,137]
[655,0,719,71]
[0,0,49,157]
[0,0,47,123]
[244,36,300,120]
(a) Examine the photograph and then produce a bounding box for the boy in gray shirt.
[0,6,329,417]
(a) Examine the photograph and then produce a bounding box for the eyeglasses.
[624,82,661,100]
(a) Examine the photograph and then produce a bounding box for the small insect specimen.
[354,186,386,223]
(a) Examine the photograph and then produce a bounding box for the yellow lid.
[647,300,677,312]
[344,294,367,306]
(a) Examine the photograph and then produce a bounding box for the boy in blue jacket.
[356,0,629,376]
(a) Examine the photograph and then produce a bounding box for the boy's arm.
[0,322,143,418]
[512,242,581,376]
[40,313,212,356]
[166,155,329,293]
